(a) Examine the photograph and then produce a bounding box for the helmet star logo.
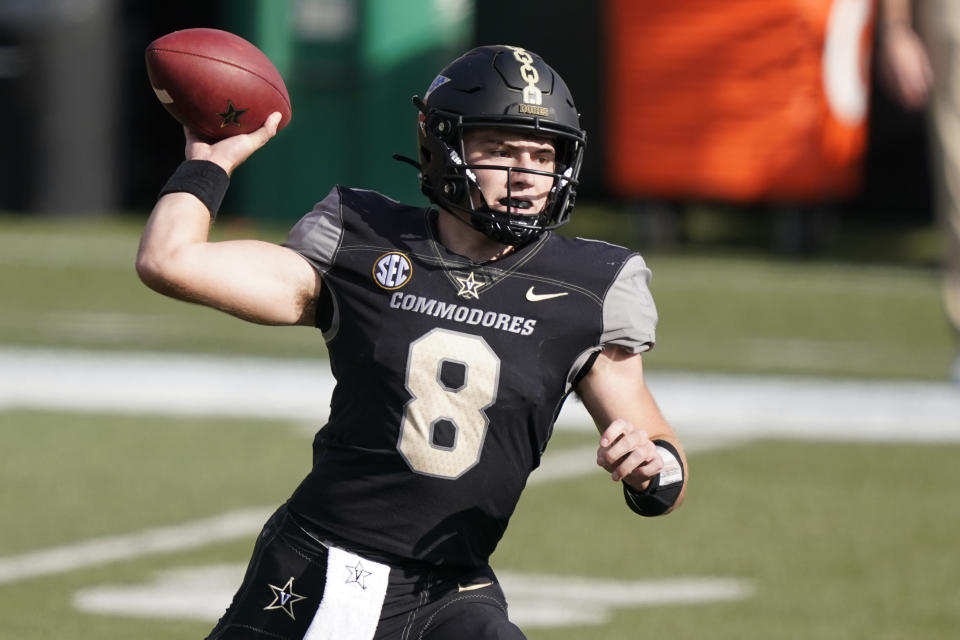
[345,561,372,589]
[263,577,307,619]
[455,272,485,299]
[217,100,248,128]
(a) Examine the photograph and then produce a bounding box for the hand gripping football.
[145,28,292,140]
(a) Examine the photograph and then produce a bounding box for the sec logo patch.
[373,252,413,290]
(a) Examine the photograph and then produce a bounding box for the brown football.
[145,28,292,140]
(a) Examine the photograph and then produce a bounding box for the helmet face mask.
[413,46,586,246]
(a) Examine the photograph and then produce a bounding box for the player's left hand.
[596,419,663,492]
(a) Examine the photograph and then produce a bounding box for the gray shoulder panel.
[281,186,344,274]
[601,254,657,353]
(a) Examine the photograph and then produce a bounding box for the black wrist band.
[623,440,685,517]
[158,159,230,219]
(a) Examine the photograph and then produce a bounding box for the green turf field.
[2,414,957,639]
[1,213,958,638]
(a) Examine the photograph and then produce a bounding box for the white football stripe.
[152,87,174,104]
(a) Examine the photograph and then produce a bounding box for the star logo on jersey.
[217,100,248,128]
[345,561,372,589]
[455,271,486,299]
[263,577,307,619]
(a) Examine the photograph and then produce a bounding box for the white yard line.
[0,347,958,586]
[0,451,602,586]
[0,508,272,585]
[1,347,957,438]
[0,441,726,586]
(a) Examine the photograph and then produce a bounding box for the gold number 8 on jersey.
[398,328,501,479]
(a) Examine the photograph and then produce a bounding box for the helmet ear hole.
[441,181,459,200]
[431,118,453,140]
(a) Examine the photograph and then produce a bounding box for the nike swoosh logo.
[458,581,494,592]
[526,286,568,302]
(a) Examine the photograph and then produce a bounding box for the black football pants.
[206,504,526,640]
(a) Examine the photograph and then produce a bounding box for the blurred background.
[2,2,959,639]
[0,0,932,236]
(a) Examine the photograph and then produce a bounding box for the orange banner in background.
[605,0,875,203]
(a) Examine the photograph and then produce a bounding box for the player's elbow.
[136,245,163,289]
[135,245,187,297]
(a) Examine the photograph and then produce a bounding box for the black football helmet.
[402,45,586,246]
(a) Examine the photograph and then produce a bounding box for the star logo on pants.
[264,577,307,619]
[345,561,372,589]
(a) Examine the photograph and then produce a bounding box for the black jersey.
[282,186,657,568]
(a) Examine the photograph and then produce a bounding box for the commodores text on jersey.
[389,291,537,336]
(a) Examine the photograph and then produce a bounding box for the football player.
[137,44,688,640]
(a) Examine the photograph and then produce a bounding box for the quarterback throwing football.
[137,44,688,640]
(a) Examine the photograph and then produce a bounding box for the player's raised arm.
[136,114,322,326]
[577,346,688,516]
